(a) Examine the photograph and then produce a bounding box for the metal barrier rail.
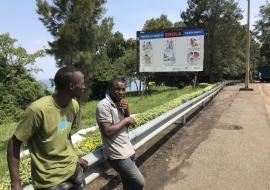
[24,81,236,189]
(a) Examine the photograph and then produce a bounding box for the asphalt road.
[87,83,270,190]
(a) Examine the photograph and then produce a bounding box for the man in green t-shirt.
[7,67,88,190]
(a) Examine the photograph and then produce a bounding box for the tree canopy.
[255,2,270,65]
[36,0,106,68]
[181,0,247,81]
[0,33,46,123]
[36,0,139,99]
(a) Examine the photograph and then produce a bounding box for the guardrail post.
[202,101,206,107]
[182,115,186,125]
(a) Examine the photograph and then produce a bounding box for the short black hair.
[108,78,126,90]
[54,66,80,91]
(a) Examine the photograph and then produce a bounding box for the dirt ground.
[87,83,270,190]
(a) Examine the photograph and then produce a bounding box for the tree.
[181,0,245,81]
[254,2,270,65]
[126,38,137,50]
[143,14,173,31]
[0,33,45,123]
[36,0,138,99]
[36,0,110,99]
[250,33,265,79]
[36,0,106,67]
[90,16,137,97]
[108,32,126,61]
[173,21,186,28]
[92,36,138,98]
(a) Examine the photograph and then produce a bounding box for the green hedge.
[134,83,217,126]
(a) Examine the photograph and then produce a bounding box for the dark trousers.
[35,163,86,190]
[108,155,145,190]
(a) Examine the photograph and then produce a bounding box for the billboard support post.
[193,72,198,89]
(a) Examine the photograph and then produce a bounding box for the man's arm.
[7,135,23,190]
[99,116,135,137]
[68,133,89,169]
[69,109,88,169]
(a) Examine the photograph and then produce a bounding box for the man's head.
[54,67,85,98]
[108,78,126,103]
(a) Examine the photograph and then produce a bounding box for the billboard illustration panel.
[138,28,205,72]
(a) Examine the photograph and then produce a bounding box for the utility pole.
[240,0,253,91]
[245,0,250,88]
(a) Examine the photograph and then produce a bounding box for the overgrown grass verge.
[0,83,217,189]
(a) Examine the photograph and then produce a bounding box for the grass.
[79,100,99,130]
[79,86,196,130]
[0,122,17,183]
[0,85,210,184]
[126,86,196,114]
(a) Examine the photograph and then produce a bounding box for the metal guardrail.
[24,81,237,189]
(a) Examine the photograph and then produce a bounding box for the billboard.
[137,28,205,72]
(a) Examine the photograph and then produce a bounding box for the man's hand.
[78,158,88,169]
[124,116,136,127]
[117,100,128,110]
[117,100,130,117]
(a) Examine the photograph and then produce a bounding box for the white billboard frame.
[137,28,205,73]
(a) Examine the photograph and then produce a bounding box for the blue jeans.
[108,155,145,190]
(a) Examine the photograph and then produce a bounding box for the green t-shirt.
[14,96,79,189]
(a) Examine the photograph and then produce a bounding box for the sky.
[0,0,267,80]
